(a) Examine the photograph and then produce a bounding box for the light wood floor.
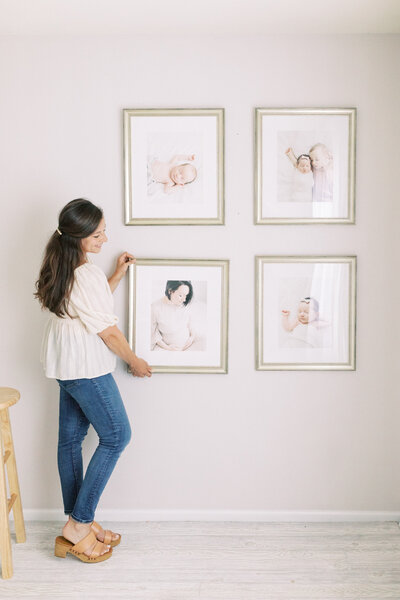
[2,521,400,599]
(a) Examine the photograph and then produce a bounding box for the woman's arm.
[181,315,196,351]
[181,336,194,351]
[98,325,152,377]
[108,253,135,293]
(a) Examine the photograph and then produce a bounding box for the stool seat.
[0,387,25,579]
[0,388,20,411]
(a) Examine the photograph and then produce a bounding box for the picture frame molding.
[128,258,229,374]
[254,107,357,225]
[255,255,357,371]
[123,108,225,226]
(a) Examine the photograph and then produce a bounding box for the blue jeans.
[56,374,131,523]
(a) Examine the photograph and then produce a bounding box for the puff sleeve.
[69,264,118,334]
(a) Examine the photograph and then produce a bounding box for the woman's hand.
[116,252,135,277]
[108,253,135,292]
[130,356,152,378]
[157,341,181,351]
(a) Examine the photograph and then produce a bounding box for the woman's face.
[169,284,190,306]
[81,217,108,254]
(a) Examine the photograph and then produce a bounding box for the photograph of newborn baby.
[256,256,356,370]
[147,131,202,203]
[255,108,356,223]
[124,108,224,225]
[151,280,207,352]
[279,280,332,349]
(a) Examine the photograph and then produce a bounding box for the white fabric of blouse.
[151,296,193,350]
[41,263,118,380]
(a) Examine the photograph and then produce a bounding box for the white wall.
[1,34,399,519]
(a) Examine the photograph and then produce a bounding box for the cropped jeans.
[56,374,131,524]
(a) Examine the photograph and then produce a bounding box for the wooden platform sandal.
[91,520,121,548]
[54,531,113,563]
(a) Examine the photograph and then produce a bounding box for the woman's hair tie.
[56,228,62,236]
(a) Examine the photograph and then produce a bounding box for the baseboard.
[18,509,400,523]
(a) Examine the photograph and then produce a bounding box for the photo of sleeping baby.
[151,280,207,352]
[279,278,332,349]
[277,131,333,203]
[147,132,203,204]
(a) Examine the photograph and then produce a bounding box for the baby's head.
[309,144,332,171]
[170,163,197,186]
[297,154,312,174]
[297,297,319,324]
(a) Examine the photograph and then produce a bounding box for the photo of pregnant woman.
[151,280,207,352]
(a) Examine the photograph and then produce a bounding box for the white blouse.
[151,296,193,349]
[40,263,118,380]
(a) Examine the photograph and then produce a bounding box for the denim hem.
[70,513,94,524]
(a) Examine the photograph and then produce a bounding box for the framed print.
[129,259,229,373]
[256,256,356,370]
[124,108,224,225]
[255,108,356,224]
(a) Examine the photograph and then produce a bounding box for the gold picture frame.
[255,255,356,370]
[124,108,225,225]
[255,108,356,224]
[128,259,229,373]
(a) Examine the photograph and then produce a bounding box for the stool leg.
[0,409,26,544]
[0,424,13,579]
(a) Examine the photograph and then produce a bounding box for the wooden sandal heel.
[54,539,69,558]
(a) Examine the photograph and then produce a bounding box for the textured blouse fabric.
[41,263,118,380]
[151,296,193,350]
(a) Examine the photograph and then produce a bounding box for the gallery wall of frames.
[124,108,357,374]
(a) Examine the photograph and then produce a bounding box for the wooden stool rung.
[7,493,17,514]
[0,387,26,579]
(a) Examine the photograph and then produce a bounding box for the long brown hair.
[35,199,103,317]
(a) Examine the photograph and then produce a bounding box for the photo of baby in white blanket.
[281,296,331,348]
[279,277,333,349]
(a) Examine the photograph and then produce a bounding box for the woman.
[151,280,195,351]
[35,198,151,563]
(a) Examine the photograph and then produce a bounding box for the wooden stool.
[0,388,26,579]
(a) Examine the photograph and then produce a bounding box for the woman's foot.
[62,518,110,557]
[91,520,121,546]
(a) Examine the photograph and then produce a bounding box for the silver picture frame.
[255,108,356,224]
[128,259,229,373]
[124,108,225,225]
[255,255,356,370]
